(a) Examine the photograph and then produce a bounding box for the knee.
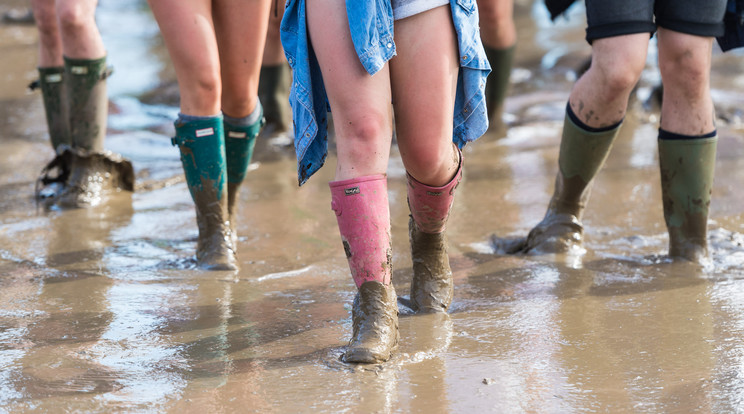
[56,1,94,36]
[590,61,643,97]
[32,3,58,35]
[659,53,709,97]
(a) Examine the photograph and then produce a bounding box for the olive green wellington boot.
[507,108,621,254]
[173,116,238,271]
[224,107,265,234]
[658,132,717,263]
[258,63,291,134]
[38,57,134,207]
[37,66,71,151]
[484,44,515,135]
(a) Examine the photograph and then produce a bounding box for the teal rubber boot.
[224,109,265,227]
[658,134,717,263]
[173,116,237,271]
[38,66,70,151]
[511,110,621,254]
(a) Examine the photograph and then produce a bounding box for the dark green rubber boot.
[65,56,109,151]
[38,57,134,208]
[512,109,621,254]
[484,45,515,134]
[658,133,717,263]
[38,66,70,151]
[224,108,265,227]
[173,116,237,271]
[258,63,291,134]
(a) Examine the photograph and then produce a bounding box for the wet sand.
[2,0,744,412]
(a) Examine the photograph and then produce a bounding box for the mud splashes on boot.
[343,281,399,364]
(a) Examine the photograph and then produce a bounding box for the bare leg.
[55,0,105,59]
[214,0,271,117]
[147,0,221,115]
[390,5,460,186]
[307,0,393,180]
[31,0,63,67]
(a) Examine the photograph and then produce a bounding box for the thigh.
[306,0,392,139]
[214,0,271,108]
[389,5,459,158]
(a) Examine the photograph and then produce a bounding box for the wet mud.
[2,0,744,412]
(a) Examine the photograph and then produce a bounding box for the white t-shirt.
[391,0,450,20]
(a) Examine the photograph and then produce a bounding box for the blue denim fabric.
[281,0,491,185]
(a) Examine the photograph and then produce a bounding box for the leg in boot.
[65,56,109,152]
[658,130,717,263]
[513,105,621,254]
[258,63,291,134]
[224,104,265,236]
[37,66,70,151]
[174,114,237,271]
[407,147,462,313]
[483,45,515,133]
[330,175,398,363]
[50,56,134,208]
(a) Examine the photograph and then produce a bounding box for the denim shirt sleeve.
[281,0,491,185]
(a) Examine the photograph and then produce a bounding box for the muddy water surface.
[2,0,744,412]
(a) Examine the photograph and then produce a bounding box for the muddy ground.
[2,0,744,412]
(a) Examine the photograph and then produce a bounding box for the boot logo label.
[344,187,360,195]
[228,131,247,138]
[195,128,215,137]
[71,66,88,75]
[45,74,63,83]
[426,191,442,196]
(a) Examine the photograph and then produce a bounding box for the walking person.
[506,0,726,264]
[32,0,134,207]
[281,0,490,363]
[147,0,271,270]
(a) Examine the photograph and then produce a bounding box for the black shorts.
[585,0,727,43]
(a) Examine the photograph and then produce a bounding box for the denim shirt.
[281,0,491,185]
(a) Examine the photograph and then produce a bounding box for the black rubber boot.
[343,281,399,364]
[658,131,717,263]
[484,44,515,134]
[258,63,291,134]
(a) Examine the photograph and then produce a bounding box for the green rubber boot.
[512,109,621,254]
[658,133,717,263]
[484,44,515,134]
[173,116,237,271]
[38,66,70,151]
[65,56,109,151]
[224,108,265,227]
[258,63,291,134]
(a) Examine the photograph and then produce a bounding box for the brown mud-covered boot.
[406,147,462,313]
[409,217,454,313]
[343,281,399,364]
[37,146,134,208]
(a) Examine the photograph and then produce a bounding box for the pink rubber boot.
[330,174,398,363]
[407,148,463,312]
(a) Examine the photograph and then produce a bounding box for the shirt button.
[386,42,393,48]
[461,55,468,60]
